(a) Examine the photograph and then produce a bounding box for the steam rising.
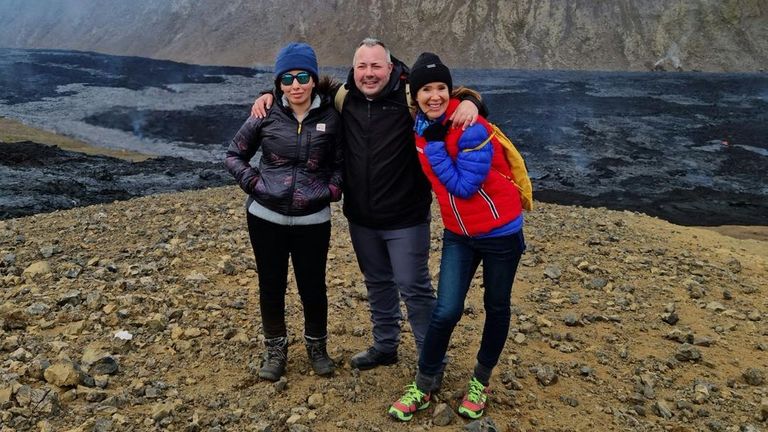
[654,43,683,71]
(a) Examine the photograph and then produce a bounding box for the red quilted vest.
[414,99,523,236]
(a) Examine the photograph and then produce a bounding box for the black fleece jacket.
[338,57,432,229]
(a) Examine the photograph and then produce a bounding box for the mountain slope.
[0,0,766,71]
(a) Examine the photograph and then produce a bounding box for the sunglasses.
[280,71,312,86]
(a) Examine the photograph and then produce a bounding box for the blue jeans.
[418,229,525,377]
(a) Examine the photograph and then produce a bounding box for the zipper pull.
[297,122,302,134]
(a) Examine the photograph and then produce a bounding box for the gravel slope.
[1,186,766,431]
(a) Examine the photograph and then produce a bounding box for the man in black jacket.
[251,38,483,371]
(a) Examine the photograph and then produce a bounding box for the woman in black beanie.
[389,52,527,421]
[225,42,343,381]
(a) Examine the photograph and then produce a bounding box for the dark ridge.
[2,50,768,226]
[82,104,251,146]
[535,189,768,227]
[0,48,262,105]
[0,141,232,220]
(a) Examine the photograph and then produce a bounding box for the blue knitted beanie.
[274,42,319,83]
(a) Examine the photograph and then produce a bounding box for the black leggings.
[246,213,331,339]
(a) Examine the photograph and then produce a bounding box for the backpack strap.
[461,129,495,153]
[334,84,349,112]
[405,83,416,116]
[335,77,413,114]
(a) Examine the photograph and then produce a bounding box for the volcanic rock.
[464,417,499,432]
[534,365,559,386]
[43,361,81,387]
[22,261,51,279]
[432,402,456,426]
[675,344,702,363]
[742,368,764,386]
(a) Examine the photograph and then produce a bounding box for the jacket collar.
[414,99,460,135]
[280,93,322,113]
[274,91,329,116]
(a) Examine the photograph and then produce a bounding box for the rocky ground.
[0,186,766,432]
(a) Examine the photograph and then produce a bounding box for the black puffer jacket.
[225,86,343,216]
[339,57,432,229]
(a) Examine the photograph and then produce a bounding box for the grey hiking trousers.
[349,221,436,354]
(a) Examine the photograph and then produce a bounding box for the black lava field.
[1,48,766,225]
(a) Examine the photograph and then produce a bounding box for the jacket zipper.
[366,101,372,213]
[290,120,302,214]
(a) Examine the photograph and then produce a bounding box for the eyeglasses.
[280,71,312,86]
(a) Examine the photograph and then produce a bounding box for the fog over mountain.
[0,0,766,71]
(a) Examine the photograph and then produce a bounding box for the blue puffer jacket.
[224,91,343,216]
[415,99,523,236]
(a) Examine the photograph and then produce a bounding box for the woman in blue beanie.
[225,42,343,381]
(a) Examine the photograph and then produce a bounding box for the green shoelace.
[399,382,428,405]
[466,377,486,403]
